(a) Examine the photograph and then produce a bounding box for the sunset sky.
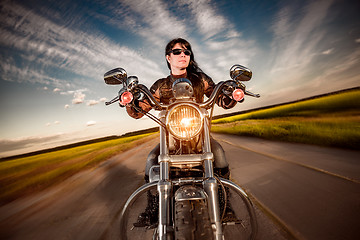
[1,0,359,157]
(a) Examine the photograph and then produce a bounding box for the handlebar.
[200,80,233,109]
[137,84,165,110]
[105,79,260,109]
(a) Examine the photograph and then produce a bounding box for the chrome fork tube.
[203,177,223,240]
[157,112,172,239]
[203,117,223,240]
[159,118,169,180]
[157,178,171,239]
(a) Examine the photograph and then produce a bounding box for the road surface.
[213,133,360,240]
[0,134,359,239]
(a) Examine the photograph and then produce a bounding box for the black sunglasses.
[170,49,191,56]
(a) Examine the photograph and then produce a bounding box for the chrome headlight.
[166,104,203,140]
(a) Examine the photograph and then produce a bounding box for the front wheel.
[174,200,214,240]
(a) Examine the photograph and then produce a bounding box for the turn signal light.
[232,88,245,102]
[120,91,133,106]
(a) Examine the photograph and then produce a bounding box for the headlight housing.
[166,104,203,140]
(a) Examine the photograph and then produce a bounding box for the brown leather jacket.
[126,72,236,119]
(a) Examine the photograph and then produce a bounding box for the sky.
[0,0,359,157]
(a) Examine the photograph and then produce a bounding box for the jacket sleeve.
[125,79,162,119]
[216,94,237,109]
[201,73,237,109]
[125,98,152,119]
[202,73,215,98]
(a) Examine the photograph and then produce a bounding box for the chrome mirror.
[230,64,252,81]
[104,68,127,85]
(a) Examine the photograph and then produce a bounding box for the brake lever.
[234,80,260,98]
[244,90,260,98]
[105,96,119,105]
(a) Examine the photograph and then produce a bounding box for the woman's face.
[166,43,191,74]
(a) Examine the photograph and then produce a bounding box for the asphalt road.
[213,133,360,240]
[0,134,359,240]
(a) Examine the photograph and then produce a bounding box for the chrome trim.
[200,81,227,109]
[166,103,203,140]
[138,84,165,110]
[203,177,223,239]
[149,165,160,183]
[106,66,259,240]
[126,75,139,91]
[104,67,127,85]
[157,180,172,240]
[172,178,203,185]
[230,64,252,81]
[165,153,214,168]
[157,110,172,239]
[175,185,207,202]
[203,117,212,154]
[159,161,169,180]
[159,111,167,156]
[203,117,215,180]
[202,115,224,239]
[172,78,194,99]
[204,159,214,179]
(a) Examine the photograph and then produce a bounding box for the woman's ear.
[166,55,170,63]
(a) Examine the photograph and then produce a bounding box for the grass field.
[1,88,359,205]
[211,88,360,149]
[0,133,156,205]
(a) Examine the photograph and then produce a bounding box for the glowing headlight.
[167,104,202,140]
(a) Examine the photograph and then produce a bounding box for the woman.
[127,38,237,227]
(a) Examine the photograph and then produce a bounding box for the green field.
[1,88,359,205]
[212,88,360,149]
[0,133,156,205]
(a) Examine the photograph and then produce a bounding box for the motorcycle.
[104,65,260,240]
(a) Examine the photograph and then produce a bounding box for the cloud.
[322,48,333,55]
[99,97,107,102]
[243,0,360,107]
[53,88,61,92]
[0,0,257,89]
[0,134,63,152]
[0,57,58,85]
[0,1,165,88]
[87,100,99,106]
[64,104,70,109]
[178,0,227,39]
[72,91,86,104]
[60,90,75,95]
[100,0,188,46]
[86,120,96,126]
[269,0,335,75]
[143,0,253,81]
[311,48,360,88]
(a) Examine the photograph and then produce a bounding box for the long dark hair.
[165,38,203,74]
